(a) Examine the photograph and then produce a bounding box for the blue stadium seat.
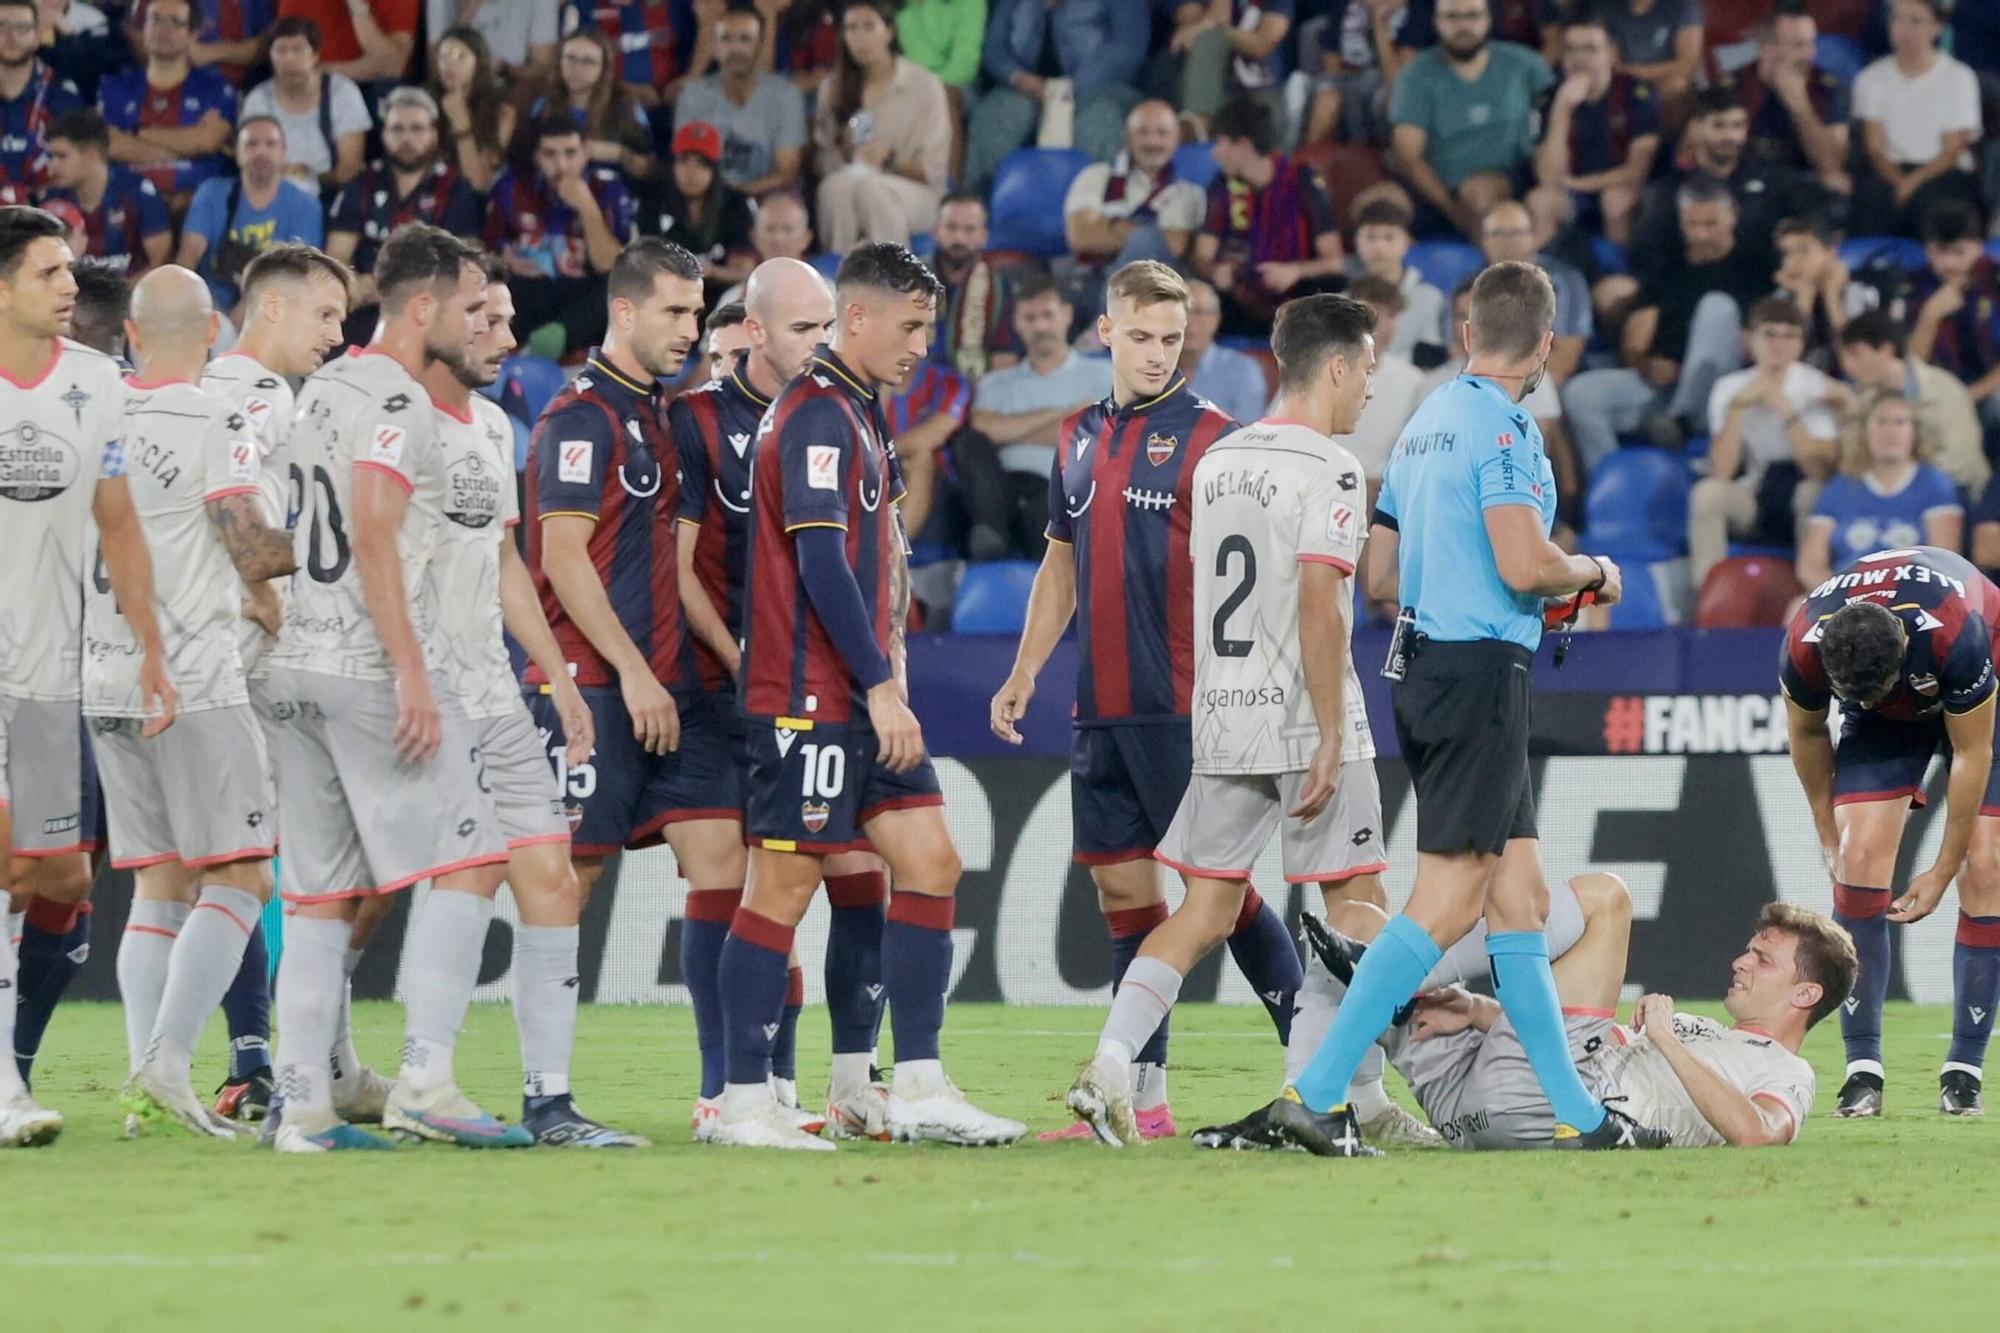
[1583,447,1690,559]
[908,232,936,262]
[1839,235,1925,272]
[1604,560,1672,630]
[1406,241,1484,301]
[952,560,1040,634]
[811,250,844,281]
[1987,239,2000,264]
[1589,235,1629,276]
[1172,142,1219,192]
[498,355,568,427]
[989,148,1092,255]
[511,413,531,471]
[1815,34,1865,84]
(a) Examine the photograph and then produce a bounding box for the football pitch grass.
[5,1001,1995,1332]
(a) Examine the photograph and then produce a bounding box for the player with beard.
[0,205,174,1147]
[262,223,517,1153]
[671,258,890,1139]
[988,259,1305,1141]
[417,263,647,1148]
[327,88,483,346]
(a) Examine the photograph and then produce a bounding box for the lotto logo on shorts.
[801,800,831,834]
[370,424,407,466]
[558,439,592,484]
[806,445,840,491]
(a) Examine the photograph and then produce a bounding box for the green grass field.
[4,1001,1996,1332]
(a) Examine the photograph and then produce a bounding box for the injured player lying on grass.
[1200,874,1859,1153]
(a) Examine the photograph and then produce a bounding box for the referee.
[1272,261,1670,1154]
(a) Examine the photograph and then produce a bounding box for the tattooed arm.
[207,492,299,583]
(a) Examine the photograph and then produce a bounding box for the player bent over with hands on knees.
[710,243,1024,1151]
[0,206,177,1147]
[1783,546,2000,1118]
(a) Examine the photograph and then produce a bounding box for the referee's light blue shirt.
[1375,375,1559,650]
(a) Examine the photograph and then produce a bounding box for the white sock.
[1096,957,1183,1084]
[117,900,190,1075]
[330,946,364,1089]
[275,917,350,1120]
[397,889,494,1093]
[148,885,262,1083]
[1133,1062,1170,1112]
[1284,956,1341,1087]
[513,923,579,1100]
[829,1050,874,1099]
[0,912,25,1099]
[1346,1048,1393,1121]
[892,1057,943,1094]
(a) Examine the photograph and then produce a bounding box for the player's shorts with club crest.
[0,692,98,857]
[258,667,507,903]
[1831,706,2000,814]
[525,685,740,857]
[743,714,943,854]
[1069,721,1193,864]
[472,703,571,849]
[1153,758,1386,884]
[88,704,276,870]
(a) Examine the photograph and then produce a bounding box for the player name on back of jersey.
[1808,554,1968,601]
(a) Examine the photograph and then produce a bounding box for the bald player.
[85,266,294,1138]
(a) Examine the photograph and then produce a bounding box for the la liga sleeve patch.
[558,438,593,484]
[370,423,408,466]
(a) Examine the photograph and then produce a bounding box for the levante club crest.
[1146,432,1178,466]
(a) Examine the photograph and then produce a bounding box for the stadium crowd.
[11,0,2000,625]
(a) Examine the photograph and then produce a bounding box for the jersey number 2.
[1211,535,1257,658]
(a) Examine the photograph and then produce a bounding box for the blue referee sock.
[1294,914,1441,1113]
[222,919,272,1080]
[1487,931,1604,1133]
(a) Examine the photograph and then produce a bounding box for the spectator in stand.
[1388,0,1553,239]
[1345,197,1444,360]
[561,0,681,115]
[326,86,482,341]
[888,351,972,546]
[1565,175,1766,467]
[767,0,840,95]
[896,0,984,93]
[1180,276,1266,425]
[1063,99,1204,277]
[0,0,81,205]
[1798,393,1963,589]
[488,113,637,358]
[1167,0,1294,137]
[971,271,1112,457]
[1633,85,1800,296]
[811,0,949,252]
[425,0,556,84]
[1581,0,1701,112]
[99,0,235,212]
[1479,199,1591,385]
[1971,473,2000,579]
[710,189,814,307]
[1300,0,1413,147]
[241,17,370,194]
[1687,298,1841,590]
[276,0,416,88]
[1343,273,1430,480]
[928,192,1019,379]
[1850,0,1984,239]
[1529,11,1659,249]
[962,0,1143,193]
[636,121,755,299]
[1835,309,1989,497]
[1773,213,1875,373]
[175,115,323,321]
[427,26,514,194]
[1908,202,2000,443]
[674,3,807,198]
[1715,7,1850,199]
[39,106,170,273]
[1194,97,1343,337]
[539,27,658,184]
[40,0,124,100]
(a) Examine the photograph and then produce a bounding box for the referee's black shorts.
[1391,639,1537,856]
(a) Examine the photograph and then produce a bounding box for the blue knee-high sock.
[773,965,803,1081]
[1487,931,1605,1132]
[683,888,741,1098]
[1294,914,1441,1111]
[1947,912,2000,1073]
[824,871,886,1056]
[1833,883,1891,1069]
[718,909,792,1088]
[13,900,90,1082]
[1107,901,1170,1065]
[882,891,953,1064]
[221,918,272,1080]
[1225,887,1303,1043]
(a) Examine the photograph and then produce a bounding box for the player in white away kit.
[261,223,517,1153]
[0,206,176,1148]
[200,243,358,1124]
[1063,294,1390,1147]
[416,261,647,1148]
[84,267,297,1138]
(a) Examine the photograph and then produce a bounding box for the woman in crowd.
[429,27,516,194]
[811,0,950,252]
[538,26,659,184]
[1798,392,1964,586]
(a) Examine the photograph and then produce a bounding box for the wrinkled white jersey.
[201,350,297,676]
[1599,1014,1816,1149]
[0,340,127,701]
[268,348,443,681]
[84,379,261,716]
[425,394,520,719]
[1187,420,1374,775]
